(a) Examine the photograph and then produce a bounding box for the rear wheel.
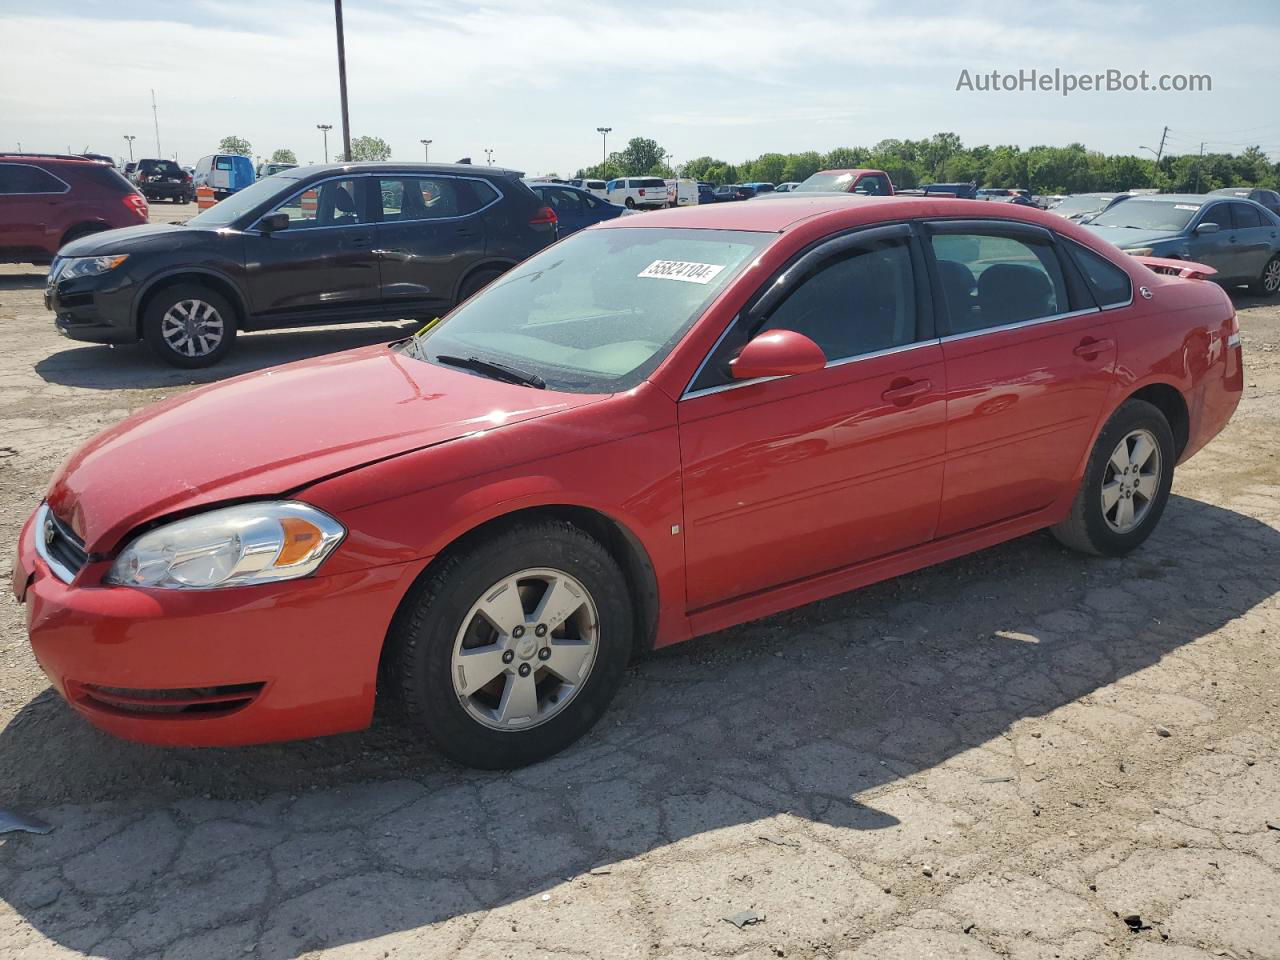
[1251,255,1280,297]
[1051,399,1175,556]
[625,197,636,209]
[141,282,237,368]
[385,520,633,769]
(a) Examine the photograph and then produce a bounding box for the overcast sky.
[3,0,1278,174]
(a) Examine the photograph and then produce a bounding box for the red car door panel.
[938,312,1116,536]
[679,345,946,609]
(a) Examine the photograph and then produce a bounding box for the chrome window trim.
[33,504,78,584]
[938,306,1101,345]
[681,338,941,401]
[0,162,71,196]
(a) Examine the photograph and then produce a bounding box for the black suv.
[46,162,559,367]
[132,158,194,203]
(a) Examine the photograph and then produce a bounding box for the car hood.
[58,223,217,259]
[45,345,604,552]
[1081,225,1184,249]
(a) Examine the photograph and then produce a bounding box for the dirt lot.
[1,204,1278,960]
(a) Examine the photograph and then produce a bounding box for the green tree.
[217,136,252,157]
[780,151,823,183]
[615,137,666,176]
[269,148,297,164]
[823,146,870,169]
[742,152,788,184]
[350,136,392,162]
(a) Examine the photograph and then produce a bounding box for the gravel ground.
[1,204,1278,959]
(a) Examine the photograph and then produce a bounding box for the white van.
[665,178,699,207]
[567,178,608,200]
[605,176,668,210]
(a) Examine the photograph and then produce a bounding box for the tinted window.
[757,240,917,361]
[931,232,1067,334]
[541,187,584,214]
[378,177,496,221]
[1067,242,1132,308]
[1198,204,1231,230]
[0,164,67,194]
[634,178,666,188]
[853,175,891,196]
[139,159,181,175]
[1231,202,1264,228]
[271,178,365,229]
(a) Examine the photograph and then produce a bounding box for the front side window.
[1067,242,1132,308]
[1198,203,1231,230]
[272,178,364,229]
[377,177,496,222]
[757,241,917,361]
[931,231,1067,334]
[0,163,67,194]
[401,227,771,392]
[854,175,891,196]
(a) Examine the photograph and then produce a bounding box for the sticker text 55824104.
[638,260,726,284]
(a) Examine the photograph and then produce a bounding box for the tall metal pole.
[334,0,352,162]
[596,126,611,165]
[485,148,494,166]
[421,139,432,162]
[151,89,161,156]
[123,135,135,162]
[1155,125,1168,166]
[317,124,332,163]
[1194,141,1204,193]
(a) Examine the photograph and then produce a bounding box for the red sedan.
[13,196,1243,768]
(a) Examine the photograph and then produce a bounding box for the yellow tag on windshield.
[414,317,442,338]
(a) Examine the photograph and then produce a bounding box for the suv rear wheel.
[141,282,237,368]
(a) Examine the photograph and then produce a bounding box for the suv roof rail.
[0,152,95,162]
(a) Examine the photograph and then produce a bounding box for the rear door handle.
[1073,338,1114,358]
[349,235,373,248]
[881,379,933,403]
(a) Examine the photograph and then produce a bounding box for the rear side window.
[1067,242,1132,308]
[931,231,1067,334]
[1231,202,1263,228]
[378,177,497,221]
[0,163,68,194]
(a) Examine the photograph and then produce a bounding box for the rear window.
[215,158,234,171]
[586,181,605,190]
[634,178,666,188]
[139,159,182,174]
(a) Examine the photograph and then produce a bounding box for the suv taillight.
[529,206,557,227]
[123,193,148,217]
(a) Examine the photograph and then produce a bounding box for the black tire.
[384,520,634,769]
[456,267,505,304]
[1251,254,1280,297]
[1051,399,1176,556]
[625,197,636,209]
[141,282,237,368]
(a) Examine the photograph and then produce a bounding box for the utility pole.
[333,0,352,161]
[1194,141,1205,193]
[596,126,611,165]
[151,89,161,156]
[317,124,332,163]
[1154,125,1168,165]
[123,135,136,162]
[420,139,432,162]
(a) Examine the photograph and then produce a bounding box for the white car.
[605,176,668,210]
[665,178,699,207]
[567,178,608,200]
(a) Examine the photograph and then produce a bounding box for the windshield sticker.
[638,260,726,284]
[1173,204,1201,211]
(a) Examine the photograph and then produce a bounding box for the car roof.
[280,161,526,179]
[596,195,1072,233]
[0,153,98,165]
[810,168,886,177]
[1125,194,1216,204]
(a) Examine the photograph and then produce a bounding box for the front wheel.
[625,197,636,209]
[385,520,633,769]
[1251,254,1280,297]
[1051,399,1175,556]
[141,283,237,368]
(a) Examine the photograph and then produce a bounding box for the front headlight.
[1123,247,1156,257]
[60,255,129,280]
[105,502,345,590]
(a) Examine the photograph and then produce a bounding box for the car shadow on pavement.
[0,494,1274,957]
[32,321,422,390]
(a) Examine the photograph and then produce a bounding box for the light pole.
[485,148,494,166]
[123,135,136,162]
[596,126,611,165]
[664,152,673,176]
[420,139,432,162]
[317,124,333,163]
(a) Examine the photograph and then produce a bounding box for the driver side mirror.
[259,212,290,233]
[1194,221,1220,235]
[730,330,827,379]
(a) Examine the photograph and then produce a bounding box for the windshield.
[1052,195,1114,216]
[400,227,771,392]
[796,172,855,192]
[186,176,298,228]
[1090,200,1199,232]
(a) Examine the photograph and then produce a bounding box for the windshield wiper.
[434,354,546,389]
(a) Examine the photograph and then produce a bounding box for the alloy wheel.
[160,299,225,358]
[1264,258,1280,293]
[1101,428,1161,534]
[450,567,599,731]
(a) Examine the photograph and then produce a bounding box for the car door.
[925,221,1117,537]
[241,175,382,322]
[1187,201,1239,280]
[0,163,69,258]
[373,174,495,316]
[678,224,946,609]
[1228,201,1275,279]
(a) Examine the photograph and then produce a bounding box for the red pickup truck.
[792,168,895,195]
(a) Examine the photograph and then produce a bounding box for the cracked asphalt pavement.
[2,206,1278,959]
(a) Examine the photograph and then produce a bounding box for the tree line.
[573,133,1280,195]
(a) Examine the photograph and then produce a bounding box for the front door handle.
[349,235,373,248]
[1073,338,1114,359]
[881,379,933,403]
